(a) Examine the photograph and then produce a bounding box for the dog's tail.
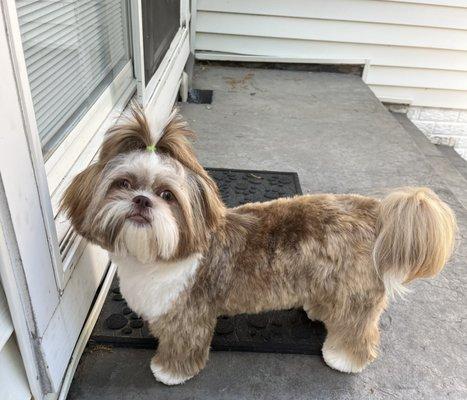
[373,187,456,296]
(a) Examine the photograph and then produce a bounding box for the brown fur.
[61,106,457,383]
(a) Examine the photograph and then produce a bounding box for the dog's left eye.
[159,190,174,202]
[117,179,131,190]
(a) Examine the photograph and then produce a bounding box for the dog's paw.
[304,309,318,322]
[322,345,364,374]
[150,359,193,385]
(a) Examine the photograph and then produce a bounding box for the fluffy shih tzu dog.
[62,105,457,385]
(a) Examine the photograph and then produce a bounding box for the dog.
[62,105,457,385]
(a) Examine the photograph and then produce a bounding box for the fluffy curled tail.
[373,187,457,296]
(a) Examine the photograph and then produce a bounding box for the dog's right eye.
[117,179,131,190]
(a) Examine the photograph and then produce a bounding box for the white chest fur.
[112,253,201,322]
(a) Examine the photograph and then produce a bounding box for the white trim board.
[0,176,45,400]
[190,0,198,52]
[195,51,368,65]
[143,27,187,106]
[0,284,13,352]
[145,27,190,134]
[130,0,145,98]
[40,243,109,392]
[0,336,31,400]
[57,264,117,400]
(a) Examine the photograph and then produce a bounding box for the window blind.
[16,0,130,156]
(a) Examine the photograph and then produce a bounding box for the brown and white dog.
[62,106,457,385]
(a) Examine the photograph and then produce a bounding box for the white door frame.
[131,0,190,132]
[0,1,58,397]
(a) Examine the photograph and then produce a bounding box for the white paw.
[150,359,193,385]
[322,345,364,374]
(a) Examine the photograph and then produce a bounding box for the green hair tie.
[146,144,157,153]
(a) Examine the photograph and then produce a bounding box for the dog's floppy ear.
[158,110,225,229]
[99,103,152,164]
[193,171,226,231]
[60,163,103,237]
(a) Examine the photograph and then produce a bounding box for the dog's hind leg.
[321,303,384,373]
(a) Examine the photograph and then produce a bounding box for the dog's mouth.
[127,212,151,225]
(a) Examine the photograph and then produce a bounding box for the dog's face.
[89,151,191,262]
[61,107,225,263]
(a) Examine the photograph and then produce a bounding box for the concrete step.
[437,145,467,182]
[391,112,467,211]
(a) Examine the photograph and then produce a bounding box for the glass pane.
[16,0,131,157]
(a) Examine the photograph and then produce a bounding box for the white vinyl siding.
[0,284,31,400]
[16,0,131,155]
[194,0,467,110]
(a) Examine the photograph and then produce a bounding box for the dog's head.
[61,105,225,263]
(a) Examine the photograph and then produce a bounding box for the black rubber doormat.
[90,168,326,355]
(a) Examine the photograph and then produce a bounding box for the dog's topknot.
[99,102,153,164]
[99,103,200,172]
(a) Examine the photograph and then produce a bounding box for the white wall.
[0,283,31,400]
[193,0,467,156]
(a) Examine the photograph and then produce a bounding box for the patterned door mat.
[90,168,326,355]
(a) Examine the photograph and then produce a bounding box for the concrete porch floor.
[68,65,467,400]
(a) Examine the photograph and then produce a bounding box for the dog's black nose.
[132,195,153,209]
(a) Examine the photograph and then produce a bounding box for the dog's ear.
[99,103,152,164]
[194,172,226,231]
[158,110,225,229]
[60,163,103,237]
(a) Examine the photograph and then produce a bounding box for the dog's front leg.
[149,314,217,385]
